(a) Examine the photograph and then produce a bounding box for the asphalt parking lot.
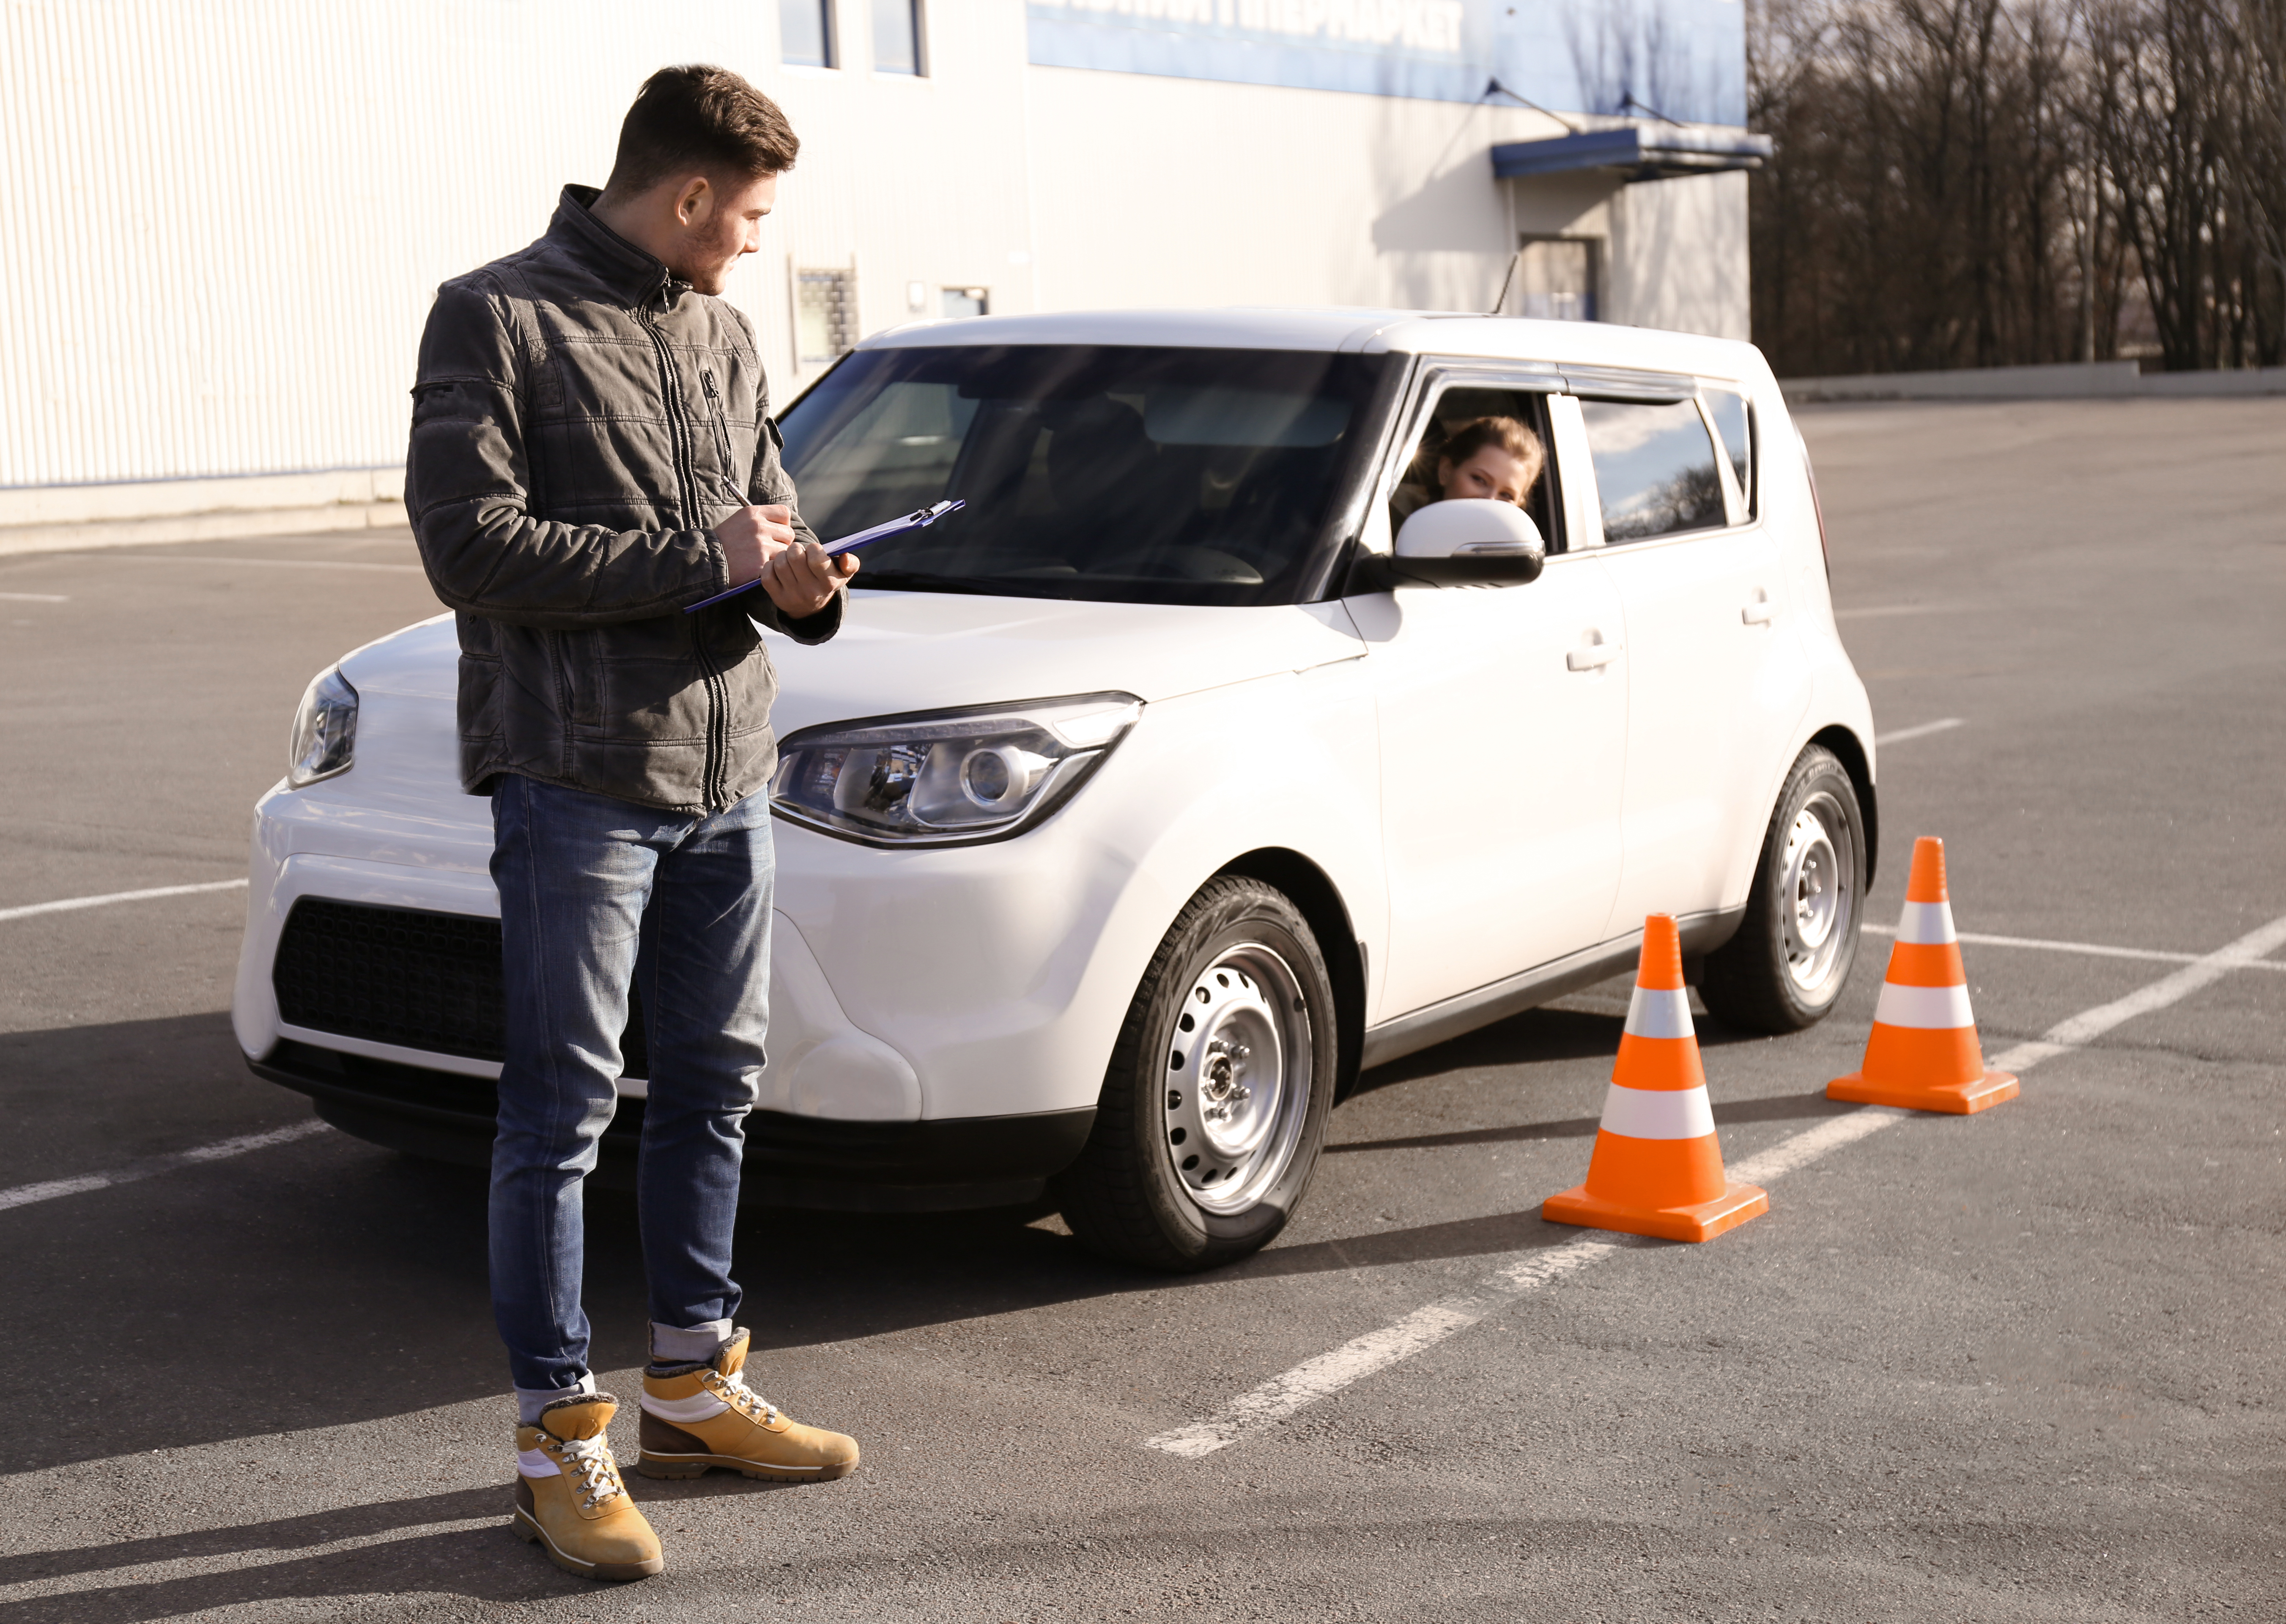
[1,396,2281,1622]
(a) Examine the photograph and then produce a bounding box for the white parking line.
[1874,717,1964,746]
[1146,1238,1623,1458]
[1143,909,2286,1458]
[0,1119,331,1214]
[1985,912,2286,1073]
[0,590,69,602]
[1864,921,2286,971]
[0,877,248,924]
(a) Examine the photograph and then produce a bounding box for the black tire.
[1053,877,1338,1272]
[1698,744,1866,1034]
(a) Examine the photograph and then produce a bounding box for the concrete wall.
[2,0,1754,539]
[1023,65,1579,315]
[0,0,1037,497]
[1607,169,1750,340]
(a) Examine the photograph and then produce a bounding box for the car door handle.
[1741,590,1776,625]
[1566,640,1622,671]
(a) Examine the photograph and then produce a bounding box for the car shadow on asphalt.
[0,995,1843,1483]
[1341,999,1780,1106]
[0,1010,307,1188]
[1325,1091,1860,1157]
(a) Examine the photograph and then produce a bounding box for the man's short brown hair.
[603,64,799,197]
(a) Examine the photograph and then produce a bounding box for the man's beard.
[676,222,744,294]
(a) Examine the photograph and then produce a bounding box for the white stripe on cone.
[1623,985,1694,1040]
[1872,980,1979,1030]
[1895,900,1959,945]
[1598,1082,1717,1140]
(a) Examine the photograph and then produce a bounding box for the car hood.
[338,593,1368,734]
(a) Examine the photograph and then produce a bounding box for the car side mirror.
[1349,499,1547,591]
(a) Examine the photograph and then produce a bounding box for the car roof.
[858,307,1770,384]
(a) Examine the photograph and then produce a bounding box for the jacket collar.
[548,184,690,310]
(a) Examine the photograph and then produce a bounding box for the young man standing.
[407,65,860,1581]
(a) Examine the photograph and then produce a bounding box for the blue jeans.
[488,773,773,1395]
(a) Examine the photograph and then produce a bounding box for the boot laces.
[705,1367,781,1425]
[555,1434,625,1509]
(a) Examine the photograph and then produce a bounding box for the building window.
[783,0,835,69]
[873,0,922,74]
[796,269,855,365]
[1511,238,1598,323]
[940,286,987,318]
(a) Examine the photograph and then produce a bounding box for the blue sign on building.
[1025,0,1747,128]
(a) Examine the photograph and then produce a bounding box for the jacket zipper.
[639,301,729,810]
[701,370,736,476]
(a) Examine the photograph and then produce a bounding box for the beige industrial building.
[0,0,1764,544]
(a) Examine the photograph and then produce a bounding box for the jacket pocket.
[456,653,503,746]
[552,629,604,732]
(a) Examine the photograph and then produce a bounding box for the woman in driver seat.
[1389,415,1546,528]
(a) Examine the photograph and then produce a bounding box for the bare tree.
[1748,0,2282,373]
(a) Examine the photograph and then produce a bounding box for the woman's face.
[1438,445,1532,507]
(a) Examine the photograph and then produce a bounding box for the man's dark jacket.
[406,184,839,815]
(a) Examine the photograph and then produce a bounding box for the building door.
[1510,238,1600,322]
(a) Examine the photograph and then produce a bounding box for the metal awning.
[1491,123,1774,184]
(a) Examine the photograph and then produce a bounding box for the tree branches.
[1748,0,2285,373]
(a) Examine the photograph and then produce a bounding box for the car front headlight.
[287,666,359,787]
[769,692,1143,847]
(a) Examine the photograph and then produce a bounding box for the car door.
[1352,372,1629,1020]
[1577,378,1810,928]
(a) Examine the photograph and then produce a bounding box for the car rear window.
[776,345,1391,605]
[1579,398,1727,543]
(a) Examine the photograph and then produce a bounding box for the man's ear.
[674,175,713,226]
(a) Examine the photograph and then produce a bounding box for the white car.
[234,308,1875,1270]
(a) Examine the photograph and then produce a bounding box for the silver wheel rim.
[1781,792,1855,997]
[1162,944,1313,1215]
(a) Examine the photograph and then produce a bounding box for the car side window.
[1704,388,1754,518]
[1578,397,1727,544]
[1388,384,1564,549]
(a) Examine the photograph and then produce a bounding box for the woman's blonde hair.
[1424,415,1545,495]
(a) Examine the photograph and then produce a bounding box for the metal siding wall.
[0,0,798,488]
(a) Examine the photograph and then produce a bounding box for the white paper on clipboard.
[684,499,963,613]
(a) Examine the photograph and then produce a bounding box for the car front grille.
[271,898,649,1078]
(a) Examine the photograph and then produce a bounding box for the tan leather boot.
[512,1394,664,1580]
[637,1328,860,1482]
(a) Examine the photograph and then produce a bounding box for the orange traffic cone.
[1828,836,2018,1114]
[1543,914,1768,1243]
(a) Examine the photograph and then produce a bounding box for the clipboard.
[685,499,964,613]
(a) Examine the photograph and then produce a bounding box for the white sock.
[515,1372,597,1428]
[649,1318,734,1365]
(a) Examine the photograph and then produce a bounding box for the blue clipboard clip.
[685,499,964,613]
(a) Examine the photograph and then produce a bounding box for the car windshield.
[776,344,1390,605]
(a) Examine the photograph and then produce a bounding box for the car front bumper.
[252,1036,1091,1211]
[229,774,1132,1210]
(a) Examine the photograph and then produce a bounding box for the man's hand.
[760,538,858,619]
[714,503,799,587]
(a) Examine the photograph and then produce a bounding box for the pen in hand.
[713,504,856,618]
